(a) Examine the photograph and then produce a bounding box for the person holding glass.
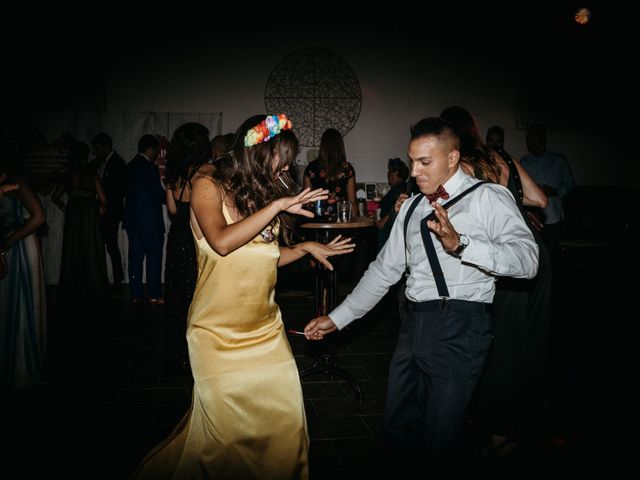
[303,128,357,219]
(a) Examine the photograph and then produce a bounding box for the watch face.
[459,234,469,247]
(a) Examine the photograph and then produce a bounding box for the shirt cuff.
[328,303,353,331]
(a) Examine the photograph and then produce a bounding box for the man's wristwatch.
[451,233,469,257]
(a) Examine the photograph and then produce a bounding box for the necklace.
[260,226,275,242]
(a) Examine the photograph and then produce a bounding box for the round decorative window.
[265,48,362,147]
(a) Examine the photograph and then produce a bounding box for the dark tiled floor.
[2,259,625,479]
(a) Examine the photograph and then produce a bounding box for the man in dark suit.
[123,134,165,304]
[90,132,126,288]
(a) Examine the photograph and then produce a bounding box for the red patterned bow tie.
[426,185,449,203]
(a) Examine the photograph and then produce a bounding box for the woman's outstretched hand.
[278,187,328,217]
[304,234,355,270]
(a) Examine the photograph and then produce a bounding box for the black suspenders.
[402,182,485,298]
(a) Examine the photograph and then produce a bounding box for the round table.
[299,216,375,230]
[297,216,375,401]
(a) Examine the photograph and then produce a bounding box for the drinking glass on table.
[337,200,352,223]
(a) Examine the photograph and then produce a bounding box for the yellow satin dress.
[133,204,309,479]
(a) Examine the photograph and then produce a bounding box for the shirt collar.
[442,166,467,199]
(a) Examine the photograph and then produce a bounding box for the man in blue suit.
[123,135,165,304]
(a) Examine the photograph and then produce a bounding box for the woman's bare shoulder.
[191,167,226,204]
[191,164,218,186]
[193,163,215,177]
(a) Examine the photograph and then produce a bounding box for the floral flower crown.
[244,114,293,147]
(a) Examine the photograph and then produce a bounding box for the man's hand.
[303,315,337,340]
[427,202,459,252]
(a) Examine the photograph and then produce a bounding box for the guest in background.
[90,133,126,290]
[487,125,544,231]
[211,132,235,178]
[520,124,575,272]
[123,135,165,305]
[485,124,505,151]
[1,139,47,395]
[441,106,551,457]
[303,127,357,217]
[53,141,109,301]
[377,158,409,252]
[162,123,210,382]
[210,132,234,161]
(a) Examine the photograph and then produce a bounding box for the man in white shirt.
[520,124,575,272]
[304,117,539,467]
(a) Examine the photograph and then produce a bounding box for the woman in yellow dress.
[132,114,354,480]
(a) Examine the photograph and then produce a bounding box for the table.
[298,216,375,402]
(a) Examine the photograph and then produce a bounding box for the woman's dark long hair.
[165,122,211,189]
[213,114,299,244]
[440,106,501,182]
[316,128,346,181]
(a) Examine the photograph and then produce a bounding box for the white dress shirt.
[330,167,539,330]
[97,150,114,180]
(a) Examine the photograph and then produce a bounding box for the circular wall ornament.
[265,48,362,147]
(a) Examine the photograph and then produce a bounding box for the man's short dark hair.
[410,117,460,150]
[388,158,409,181]
[487,125,504,137]
[91,132,113,148]
[138,134,159,153]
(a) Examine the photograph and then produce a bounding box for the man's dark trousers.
[101,213,124,284]
[127,228,164,300]
[384,299,492,463]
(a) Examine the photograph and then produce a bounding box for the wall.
[102,21,635,186]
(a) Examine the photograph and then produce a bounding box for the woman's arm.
[346,176,357,217]
[51,178,66,211]
[0,174,46,252]
[166,186,177,215]
[190,177,328,256]
[278,235,355,270]
[0,173,18,196]
[94,174,108,215]
[515,159,548,208]
[376,214,390,229]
